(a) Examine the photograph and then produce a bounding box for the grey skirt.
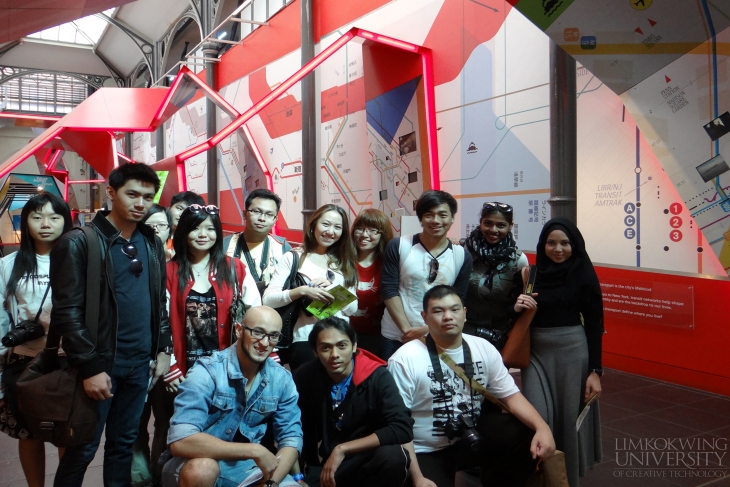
[521,326,602,487]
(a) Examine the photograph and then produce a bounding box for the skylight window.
[26,8,115,46]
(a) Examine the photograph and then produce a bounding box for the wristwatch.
[162,346,173,355]
[265,481,279,487]
[591,368,603,377]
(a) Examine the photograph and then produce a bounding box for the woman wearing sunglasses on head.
[463,202,528,349]
[0,192,72,487]
[263,204,358,370]
[163,204,261,390]
[349,209,393,356]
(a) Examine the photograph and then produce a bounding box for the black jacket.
[293,349,413,466]
[49,211,171,379]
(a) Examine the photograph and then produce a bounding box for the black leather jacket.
[50,211,171,379]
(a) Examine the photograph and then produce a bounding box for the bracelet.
[292,473,305,482]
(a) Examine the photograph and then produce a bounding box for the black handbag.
[228,257,246,330]
[16,225,101,448]
[275,250,307,348]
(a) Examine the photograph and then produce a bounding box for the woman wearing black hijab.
[517,218,603,487]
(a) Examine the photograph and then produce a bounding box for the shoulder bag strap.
[523,265,537,294]
[238,237,269,283]
[439,352,510,413]
[82,226,101,345]
[285,250,299,290]
[229,257,242,298]
[46,227,101,349]
[31,283,51,324]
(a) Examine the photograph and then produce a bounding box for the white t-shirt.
[380,235,472,340]
[225,234,289,286]
[262,250,358,342]
[387,334,518,453]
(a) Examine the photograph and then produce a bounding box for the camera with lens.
[444,413,484,452]
[475,327,508,350]
[1,320,45,347]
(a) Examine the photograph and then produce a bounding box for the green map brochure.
[305,284,357,319]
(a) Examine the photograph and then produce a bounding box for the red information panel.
[600,278,694,329]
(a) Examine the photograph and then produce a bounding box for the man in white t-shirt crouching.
[388,285,555,487]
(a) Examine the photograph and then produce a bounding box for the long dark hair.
[302,204,357,288]
[8,192,72,294]
[172,207,233,292]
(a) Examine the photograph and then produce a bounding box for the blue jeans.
[162,456,299,487]
[54,363,150,487]
[380,337,403,361]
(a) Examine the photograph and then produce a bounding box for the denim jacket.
[168,344,303,453]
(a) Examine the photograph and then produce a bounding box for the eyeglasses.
[185,204,219,216]
[247,209,277,220]
[121,243,143,277]
[242,325,283,345]
[428,258,439,284]
[353,227,382,236]
[146,223,169,231]
[483,202,513,213]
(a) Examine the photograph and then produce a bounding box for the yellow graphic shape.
[631,0,652,10]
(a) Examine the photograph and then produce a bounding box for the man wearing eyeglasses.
[380,190,473,360]
[223,189,291,295]
[50,163,171,487]
[162,306,302,487]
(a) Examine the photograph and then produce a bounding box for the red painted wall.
[596,265,730,396]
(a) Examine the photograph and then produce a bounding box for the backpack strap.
[452,242,465,276]
[398,235,415,273]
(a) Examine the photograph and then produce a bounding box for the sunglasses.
[185,204,219,216]
[121,243,143,277]
[428,258,439,284]
[483,202,513,213]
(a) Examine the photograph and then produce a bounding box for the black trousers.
[306,444,410,487]
[416,407,536,487]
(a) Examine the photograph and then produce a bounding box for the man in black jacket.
[293,317,412,487]
[50,163,171,487]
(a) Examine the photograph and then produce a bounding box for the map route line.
[452,188,550,199]
[320,163,365,216]
[436,83,549,114]
[323,115,372,206]
[442,118,549,182]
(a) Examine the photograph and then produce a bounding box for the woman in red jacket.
[164,204,261,389]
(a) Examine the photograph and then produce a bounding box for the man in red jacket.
[292,317,413,487]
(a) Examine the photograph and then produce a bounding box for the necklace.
[191,258,210,279]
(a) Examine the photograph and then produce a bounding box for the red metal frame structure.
[0,26,441,202]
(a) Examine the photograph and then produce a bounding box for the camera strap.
[426,334,476,422]
[425,334,509,413]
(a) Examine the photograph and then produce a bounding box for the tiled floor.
[0,369,728,486]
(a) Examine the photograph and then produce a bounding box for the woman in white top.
[0,192,72,487]
[263,204,358,369]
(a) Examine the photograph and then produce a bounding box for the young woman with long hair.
[164,204,261,388]
[0,192,72,487]
[263,204,358,370]
[349,209,393,356]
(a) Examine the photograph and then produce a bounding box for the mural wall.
[131,0,727,277]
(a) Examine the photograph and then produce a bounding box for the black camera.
[475,327,508,350]
[444,413,483,452]
[1,320,45,347]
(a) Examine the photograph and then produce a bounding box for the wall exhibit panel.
[621,27,730,273]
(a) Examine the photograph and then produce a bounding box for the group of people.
[0,161,604,487]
